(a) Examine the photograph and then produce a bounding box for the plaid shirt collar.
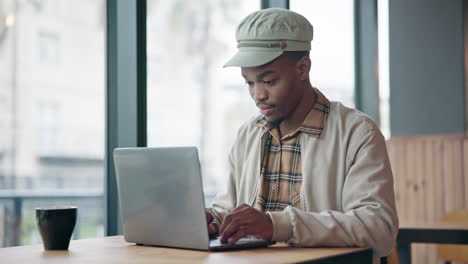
[256,88,330,139]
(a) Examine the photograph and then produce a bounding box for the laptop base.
[208,237,276,251]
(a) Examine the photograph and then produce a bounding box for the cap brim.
[223,50,284,68]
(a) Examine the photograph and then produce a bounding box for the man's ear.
[296,56,311,81]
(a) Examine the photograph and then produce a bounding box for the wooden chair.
[437,210,468,263]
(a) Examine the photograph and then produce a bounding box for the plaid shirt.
[254,88,330,212]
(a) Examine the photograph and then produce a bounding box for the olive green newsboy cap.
[223,8,313,68]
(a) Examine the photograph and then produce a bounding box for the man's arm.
[269,127,398,256]
[219,127,398,256]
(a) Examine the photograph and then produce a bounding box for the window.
[36,102,61,154]
[290,0,355,107]
[39,31,60,64]
[378,0,390,138]
[40,0,61,14]
[147,1,260,205]
[0,0,105,247]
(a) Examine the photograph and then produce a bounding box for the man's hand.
[219,204,273,244]
[206,212,219,236]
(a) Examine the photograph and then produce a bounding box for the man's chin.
[264,116,282,127]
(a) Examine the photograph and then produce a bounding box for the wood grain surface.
[387,134,468,264]
[0,235,371,264]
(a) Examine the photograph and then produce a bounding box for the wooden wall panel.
[453,141,465,211]
[433,140,446,228]
[424,140,437,264]
[444,140,456,214]
[464,139,468,208]
[387,134,467,264]
[397,139,408,221]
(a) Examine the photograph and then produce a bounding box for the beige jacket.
[211,101,399,257]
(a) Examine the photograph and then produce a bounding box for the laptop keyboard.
[208,237,275,250]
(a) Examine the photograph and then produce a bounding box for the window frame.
[106,0,147,236]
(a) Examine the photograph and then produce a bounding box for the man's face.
[241,55,304,124]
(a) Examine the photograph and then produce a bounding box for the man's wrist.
[267,210,292,242]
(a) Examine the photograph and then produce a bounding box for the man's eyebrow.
[256,70,275,80]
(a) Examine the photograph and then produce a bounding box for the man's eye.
[263,80,274,86]
[245,81,254,87]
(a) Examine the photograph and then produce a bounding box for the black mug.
[36,206,77,250]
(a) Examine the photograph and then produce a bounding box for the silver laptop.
[113,147,275,251]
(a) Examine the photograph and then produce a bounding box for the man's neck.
[278,84,316,138]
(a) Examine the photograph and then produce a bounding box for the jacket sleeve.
[267,127,399,257]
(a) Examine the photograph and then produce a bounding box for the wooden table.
[0,236,372,263]
[397,222,468,264]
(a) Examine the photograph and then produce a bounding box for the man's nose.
[252,83,267,101]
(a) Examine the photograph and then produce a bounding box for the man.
[206,8,398,258]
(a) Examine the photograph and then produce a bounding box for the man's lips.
[257,104,275,115]
[260,108,273,115]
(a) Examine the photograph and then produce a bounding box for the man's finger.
[219,206,251,233]
[206,212,213,223]
[219,214,256,243]
[208,222,219,234]
[226,226,249,244]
